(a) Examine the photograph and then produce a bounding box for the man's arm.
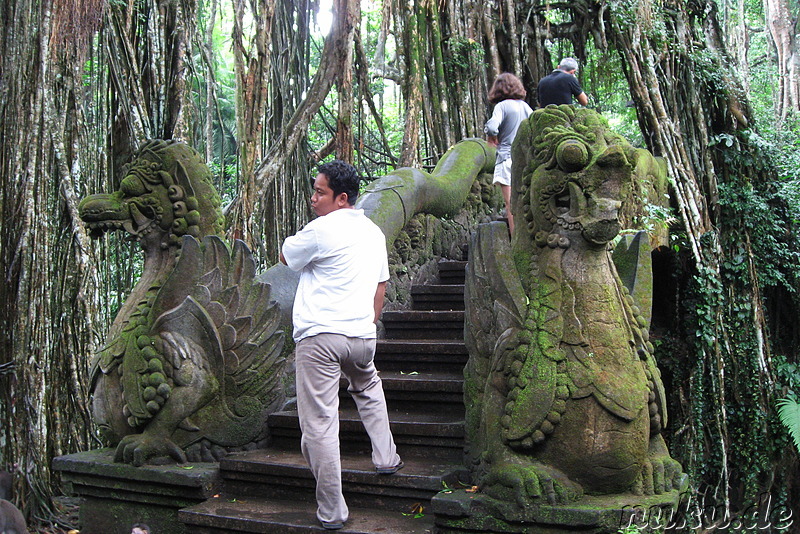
[568,75,588,106]
[281,225,318,271]
[374,281,387,323]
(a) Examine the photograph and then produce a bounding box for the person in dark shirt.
[537,57,589,107]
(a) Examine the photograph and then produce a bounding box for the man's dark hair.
[318,160,360,205]
[488,72,527,104]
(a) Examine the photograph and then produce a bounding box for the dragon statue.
[79,140,285,466]
[463,106,685,512]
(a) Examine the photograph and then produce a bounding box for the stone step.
[437,260,467,285]
[339,370,464,411]
[214,448,468,512]
[180,494,435,533]
[410,284,465,311]
[268,407,465,454]
[178,256,472,534]
[374,339,468,373]
[381,310,464,340]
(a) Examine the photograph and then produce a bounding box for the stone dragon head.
[79,139,225,249]
[513,105,642,255]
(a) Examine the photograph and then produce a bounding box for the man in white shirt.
[280,160,403,530]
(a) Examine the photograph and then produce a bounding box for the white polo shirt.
[282,208,389,342]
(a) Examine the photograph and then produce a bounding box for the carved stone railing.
[358,138,495,246]
[261,138,497,325]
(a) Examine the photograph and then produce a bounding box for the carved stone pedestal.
[53,449,221,534]
[432,488,687,534]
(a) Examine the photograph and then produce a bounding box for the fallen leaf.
[465,486,479,493]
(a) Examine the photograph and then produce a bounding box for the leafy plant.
[776,396,800,454]
[444,36,483,79]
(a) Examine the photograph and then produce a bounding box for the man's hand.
[487,135,499,147]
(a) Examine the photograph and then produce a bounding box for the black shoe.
[376,460,404,475]
[321,520,344,530]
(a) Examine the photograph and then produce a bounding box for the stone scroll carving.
[79,140,285,466]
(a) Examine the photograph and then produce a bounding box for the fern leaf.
[776,397,800,454]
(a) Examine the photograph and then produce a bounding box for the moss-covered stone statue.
[452,107,686,531]
[79,140,285,466]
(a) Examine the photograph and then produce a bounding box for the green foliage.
[607,0,666,43]
[542,6,571,25]
[776,396,800,454]
[443,37,482,80]
[712,132,800,294]
[775,354,800,396]
[605,107,644,147]
[672,115,800,505]
[207,161,238,205]
[185,0,239,205]
[607,0,639,30]
[579,39,645,145]
[687,47,729,94]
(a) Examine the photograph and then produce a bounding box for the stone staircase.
[179,259,470,533]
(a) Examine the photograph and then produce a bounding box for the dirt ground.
[28,496,81,534]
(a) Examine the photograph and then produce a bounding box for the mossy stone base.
[432,488,684,533]
[53,449,221,534]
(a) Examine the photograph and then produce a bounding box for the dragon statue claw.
[483,461,583,507]
[114,432,188,467]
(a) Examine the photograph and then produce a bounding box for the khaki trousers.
[295,333,401,525]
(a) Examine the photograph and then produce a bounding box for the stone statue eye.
[121,175,147,197]
[556,140,589,172]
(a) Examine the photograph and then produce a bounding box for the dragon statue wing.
[149,236,285,449]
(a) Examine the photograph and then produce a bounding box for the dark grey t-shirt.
[537,70,583,106]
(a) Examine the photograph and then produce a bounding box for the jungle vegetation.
[1,0,799,528]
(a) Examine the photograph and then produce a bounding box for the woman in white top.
[484,73,533,234]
